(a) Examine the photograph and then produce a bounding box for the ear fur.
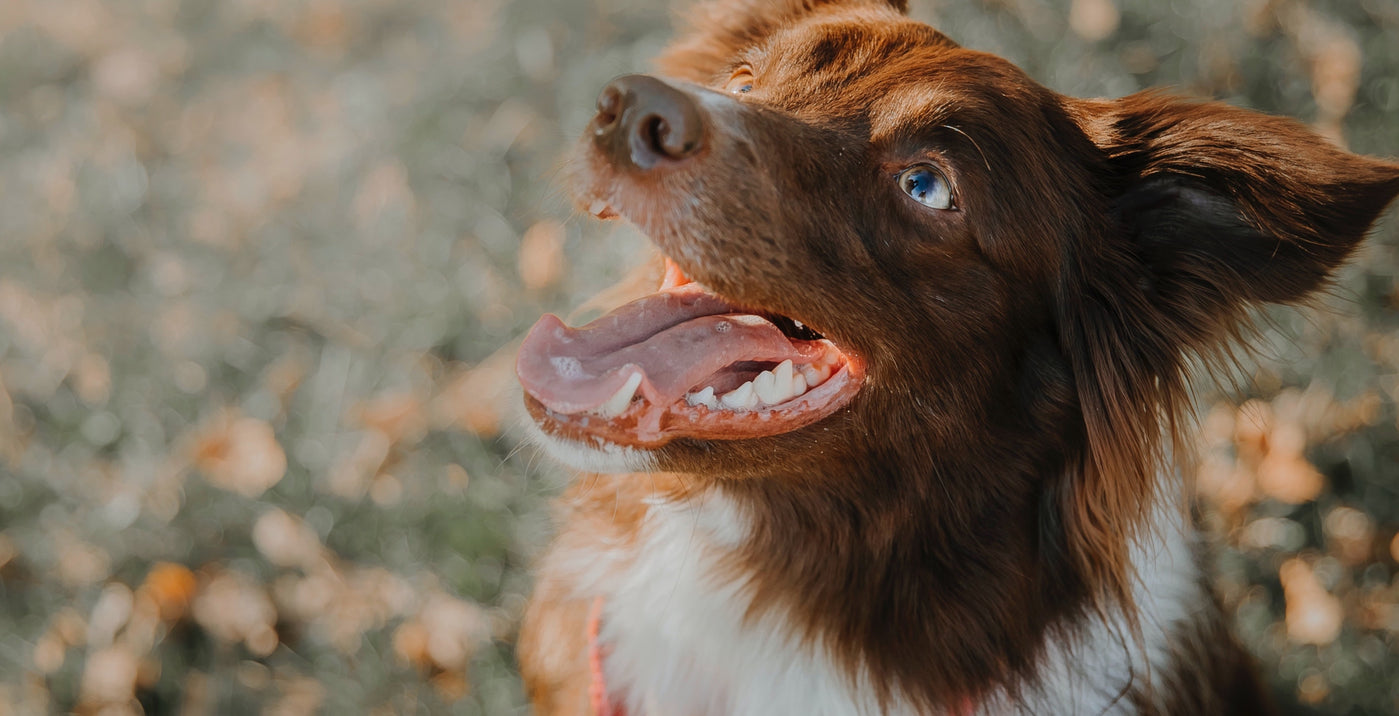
[656,0,909,83]
[1058,93,1399,611]
[1097,93,1399,310]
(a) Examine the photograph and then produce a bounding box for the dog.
[513,0,1399,713]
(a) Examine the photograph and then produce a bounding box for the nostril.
[651,115,698,158]
[596,74,705,169]
[641,115,669,155]
[637,111,699,162]
[595,85,624,131]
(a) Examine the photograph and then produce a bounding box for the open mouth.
[516,251,865,449]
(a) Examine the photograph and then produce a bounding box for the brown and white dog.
[513,1,1399,713]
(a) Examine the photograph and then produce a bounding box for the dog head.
[518,0,1399,604]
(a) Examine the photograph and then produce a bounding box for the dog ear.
[1094,93,1399,311]
[656,0,909,83]
[1055,94,1399,610]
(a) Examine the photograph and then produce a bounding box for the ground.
[0,0,1397,713]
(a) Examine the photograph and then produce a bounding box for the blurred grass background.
[0,0,1397,713]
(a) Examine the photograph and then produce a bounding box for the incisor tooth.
[597,371,643,417]
[720,381,757,410]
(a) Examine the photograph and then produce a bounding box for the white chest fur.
[569,490,1204,716]
[592,494,910,716]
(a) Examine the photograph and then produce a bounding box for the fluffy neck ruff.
[579,464,1200,716]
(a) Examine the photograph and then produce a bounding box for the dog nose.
[594,75,704,169]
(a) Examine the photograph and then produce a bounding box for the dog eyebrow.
[801,27,860,75]
[868,83,958,145]
[791,20,953,83]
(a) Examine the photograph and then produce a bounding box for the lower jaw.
[523,359,865,450]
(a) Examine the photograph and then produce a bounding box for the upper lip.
[579,200,839,353]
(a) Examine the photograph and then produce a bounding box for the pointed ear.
[1090,93,1399,318]
[656,0,910,83]
[1055,94,1399,612]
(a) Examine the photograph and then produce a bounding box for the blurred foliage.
[0,0,1396,713]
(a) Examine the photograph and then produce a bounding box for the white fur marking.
[585,494,917,716]
[523,419,656,474]
[578,485,1204,716]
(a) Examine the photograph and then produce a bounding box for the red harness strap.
[586,596,975,716]
[587,596,626,716]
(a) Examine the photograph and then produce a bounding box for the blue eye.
[726,68,755,94]
[897,165,955,210]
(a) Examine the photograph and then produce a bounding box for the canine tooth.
[791,372,808,397]
[720,381,757,410]
[687,386,718,410]
[753,369,785,405]
[597,371,643,417]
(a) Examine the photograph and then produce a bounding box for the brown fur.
[517,0,1399,713]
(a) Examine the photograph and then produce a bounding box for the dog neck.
[566,454,1198,716]
[719,456,1086,706]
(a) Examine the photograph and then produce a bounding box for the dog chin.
[524,419,657,474]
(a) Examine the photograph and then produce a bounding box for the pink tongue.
[517,285,824,414]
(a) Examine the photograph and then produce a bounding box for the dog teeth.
[720,381,757,410]
[799,353,841,386]
[752,369,781,404]
[596,371,643,417]
[686,386,719,410]
[756,360,801,405]
[800,363,829,385]
[791,371,808,397]
[687,358,834,414]
[588,199,609,218]
[770,359,810,400]
[774,359,793,383]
